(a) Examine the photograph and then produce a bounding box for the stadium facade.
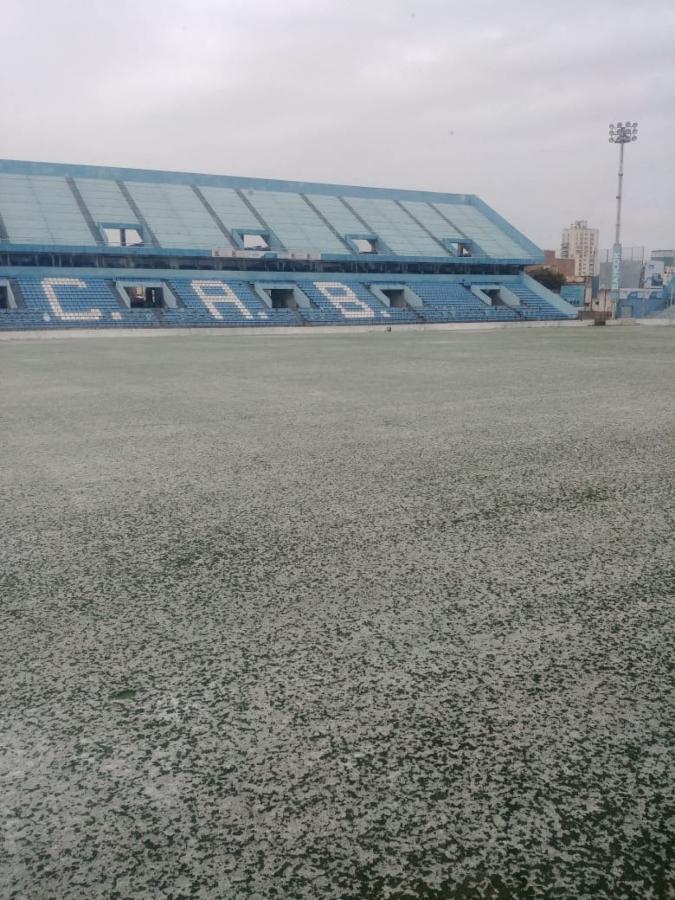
[0,159,576,331]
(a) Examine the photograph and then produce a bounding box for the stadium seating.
[14,276,161,328]
[0,309,48,331]
[0,273,572,330]
[0,160,539,262]
[0,160,580,332]
[297,280,417,325]
[410,281,519,322]
[166,279,298,327]
[504,281,569,320]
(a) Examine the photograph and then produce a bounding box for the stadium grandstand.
[0,159,576,331]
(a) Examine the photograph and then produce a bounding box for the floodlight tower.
[608,121,638,308]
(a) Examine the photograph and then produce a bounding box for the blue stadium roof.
[0,159,542,265]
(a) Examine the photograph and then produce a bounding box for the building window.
[100,224,144,247]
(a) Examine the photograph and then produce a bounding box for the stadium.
[1,159,674,900]
[0,159,577,331]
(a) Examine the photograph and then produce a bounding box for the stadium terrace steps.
[0,159,541,262]
[506,282,569,320]
[412,282,521,323]
[167,279,300,327]
[297,280,417,325]
[0,274,575,330]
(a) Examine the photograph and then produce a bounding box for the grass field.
[1,326,674,899]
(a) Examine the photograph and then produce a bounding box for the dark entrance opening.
[380,288,407,308]
[0,285,9,310]
[268,288,297,310]
[484,288,506,306]
[125,285,165,309]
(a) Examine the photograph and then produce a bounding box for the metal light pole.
[608,121,638,312]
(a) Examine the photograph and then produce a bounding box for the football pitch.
[1,326,673,899]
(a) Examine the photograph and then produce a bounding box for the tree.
[527,266,566,293]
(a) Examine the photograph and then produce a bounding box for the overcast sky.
[2,0,673,251]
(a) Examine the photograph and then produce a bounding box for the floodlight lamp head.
[608,120,639,143]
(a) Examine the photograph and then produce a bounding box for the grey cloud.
[1,0,673,250]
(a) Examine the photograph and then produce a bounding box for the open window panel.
[346,234,380,255]
[100,223,144,247]
[233,229,273,252]
[444,239,475,257]
[369,283,423,311]
[116,281,178,310]
[470,284,520,308]
[254,282,311,310]
[0,280,17,310]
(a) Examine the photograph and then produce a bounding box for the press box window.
[232,230,271,251]
[352,237,378,254]
[101,224,144,247]
[244,233,269,250]
[446,240,473,257]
